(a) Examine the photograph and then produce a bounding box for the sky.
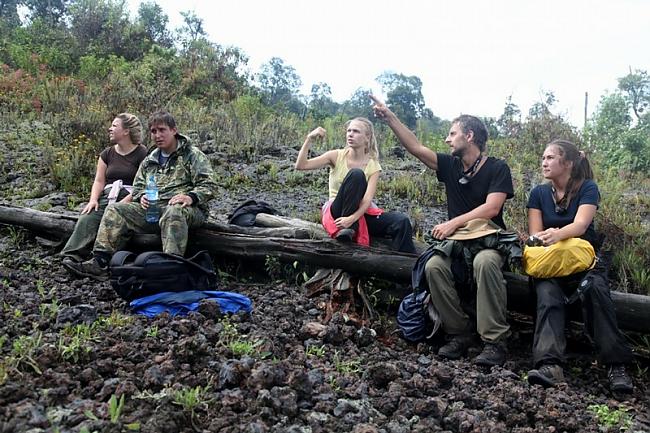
[128,0,650,128]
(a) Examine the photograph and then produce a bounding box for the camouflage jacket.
[131,134,217,213]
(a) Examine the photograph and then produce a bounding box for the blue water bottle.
[145,174,160,223]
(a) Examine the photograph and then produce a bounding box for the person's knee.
[425,255,447,276]
[346,168,365,182]
[160,205,185,222]
[535,280,563,306]
[392,213,413,234]
[101,203,127,227]
[473,250,502,273]
[343,168,366,185]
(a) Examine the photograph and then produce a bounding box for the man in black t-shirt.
[372,96,514,366]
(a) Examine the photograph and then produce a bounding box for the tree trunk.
[1,204,649,333]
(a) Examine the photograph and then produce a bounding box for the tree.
[617,69,649,125]
[376,72,426,129]
[177,10,205,45]
[0,0,22,28]
[340,88,374,120]
[24,0,70,26]
[179,40,250,103]
[586,91,650,173]
[307,82,339,120]
[528,91,556,118]
[137,0,173,49]
[68,0,144,61]
[497,95,522,137]
[256,57,304,113]
[520,91,578,156]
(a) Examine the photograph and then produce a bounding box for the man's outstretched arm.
[370,95,438,171]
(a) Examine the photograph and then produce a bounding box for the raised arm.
[370,95,438,170]
[295,127,338,171]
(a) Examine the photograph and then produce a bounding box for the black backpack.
[109,250,219,301]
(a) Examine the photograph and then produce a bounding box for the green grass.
[172,385,211,422]
[587,403,632,432]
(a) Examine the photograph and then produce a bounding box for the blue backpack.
[397,290,440,342]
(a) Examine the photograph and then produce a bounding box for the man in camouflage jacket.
[65,111,217,280]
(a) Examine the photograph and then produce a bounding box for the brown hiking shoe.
[63,258,108,281]
[438,334,475,360]
[528,364,565,388]
[474,341,507,367]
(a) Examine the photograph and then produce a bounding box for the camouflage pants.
[93,202,206,256]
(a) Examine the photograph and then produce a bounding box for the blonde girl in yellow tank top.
[295,117,415,253]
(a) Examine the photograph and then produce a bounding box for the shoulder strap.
[133,250,217,276]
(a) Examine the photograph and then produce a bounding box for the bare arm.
[334,171,380,229]
[370,95,438,170]
[534,204,597,246]
[81,157,107,214]
[432,192,508,239]
[527,208,544,236]
[295,127,338,170]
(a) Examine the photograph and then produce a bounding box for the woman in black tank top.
[61,113,148,264]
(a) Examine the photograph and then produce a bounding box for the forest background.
[0,0,648,295]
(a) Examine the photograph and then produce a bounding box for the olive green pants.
[60,191,125,261]
[424,248,509,342]
[93,201,206,256]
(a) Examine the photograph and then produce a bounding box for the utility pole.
[584,92,588,128]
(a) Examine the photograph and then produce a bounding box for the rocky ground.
[1,136,649,433]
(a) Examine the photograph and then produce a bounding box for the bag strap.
[110,251,137,268]
[133,250,217,276]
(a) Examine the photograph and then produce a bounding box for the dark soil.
[1,142,649,433]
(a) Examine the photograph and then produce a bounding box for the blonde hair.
[345,117,379,159]
[116,113,143,145]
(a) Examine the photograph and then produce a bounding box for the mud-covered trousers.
[532,273,633,367]
[332,168,416,253]
[93,201,207,257]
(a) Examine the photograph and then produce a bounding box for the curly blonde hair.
[116,113,143,145]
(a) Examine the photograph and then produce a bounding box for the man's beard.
[451,147,464,158]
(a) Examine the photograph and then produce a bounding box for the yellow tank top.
[328,148,382,200]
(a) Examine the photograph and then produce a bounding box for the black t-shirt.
[100,145,148,185]
[436,153,514,229]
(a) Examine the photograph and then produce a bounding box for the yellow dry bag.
[523,238,596,278]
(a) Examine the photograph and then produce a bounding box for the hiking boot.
[63,258,108,281]
[474,341,507,367]
[608,364,633,393]
[335,228,356,242]
[528,364,565,388]
[438,334,474,360]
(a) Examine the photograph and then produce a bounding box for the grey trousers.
[425,248,509,342]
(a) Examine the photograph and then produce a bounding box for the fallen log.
[1,204,649,333]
